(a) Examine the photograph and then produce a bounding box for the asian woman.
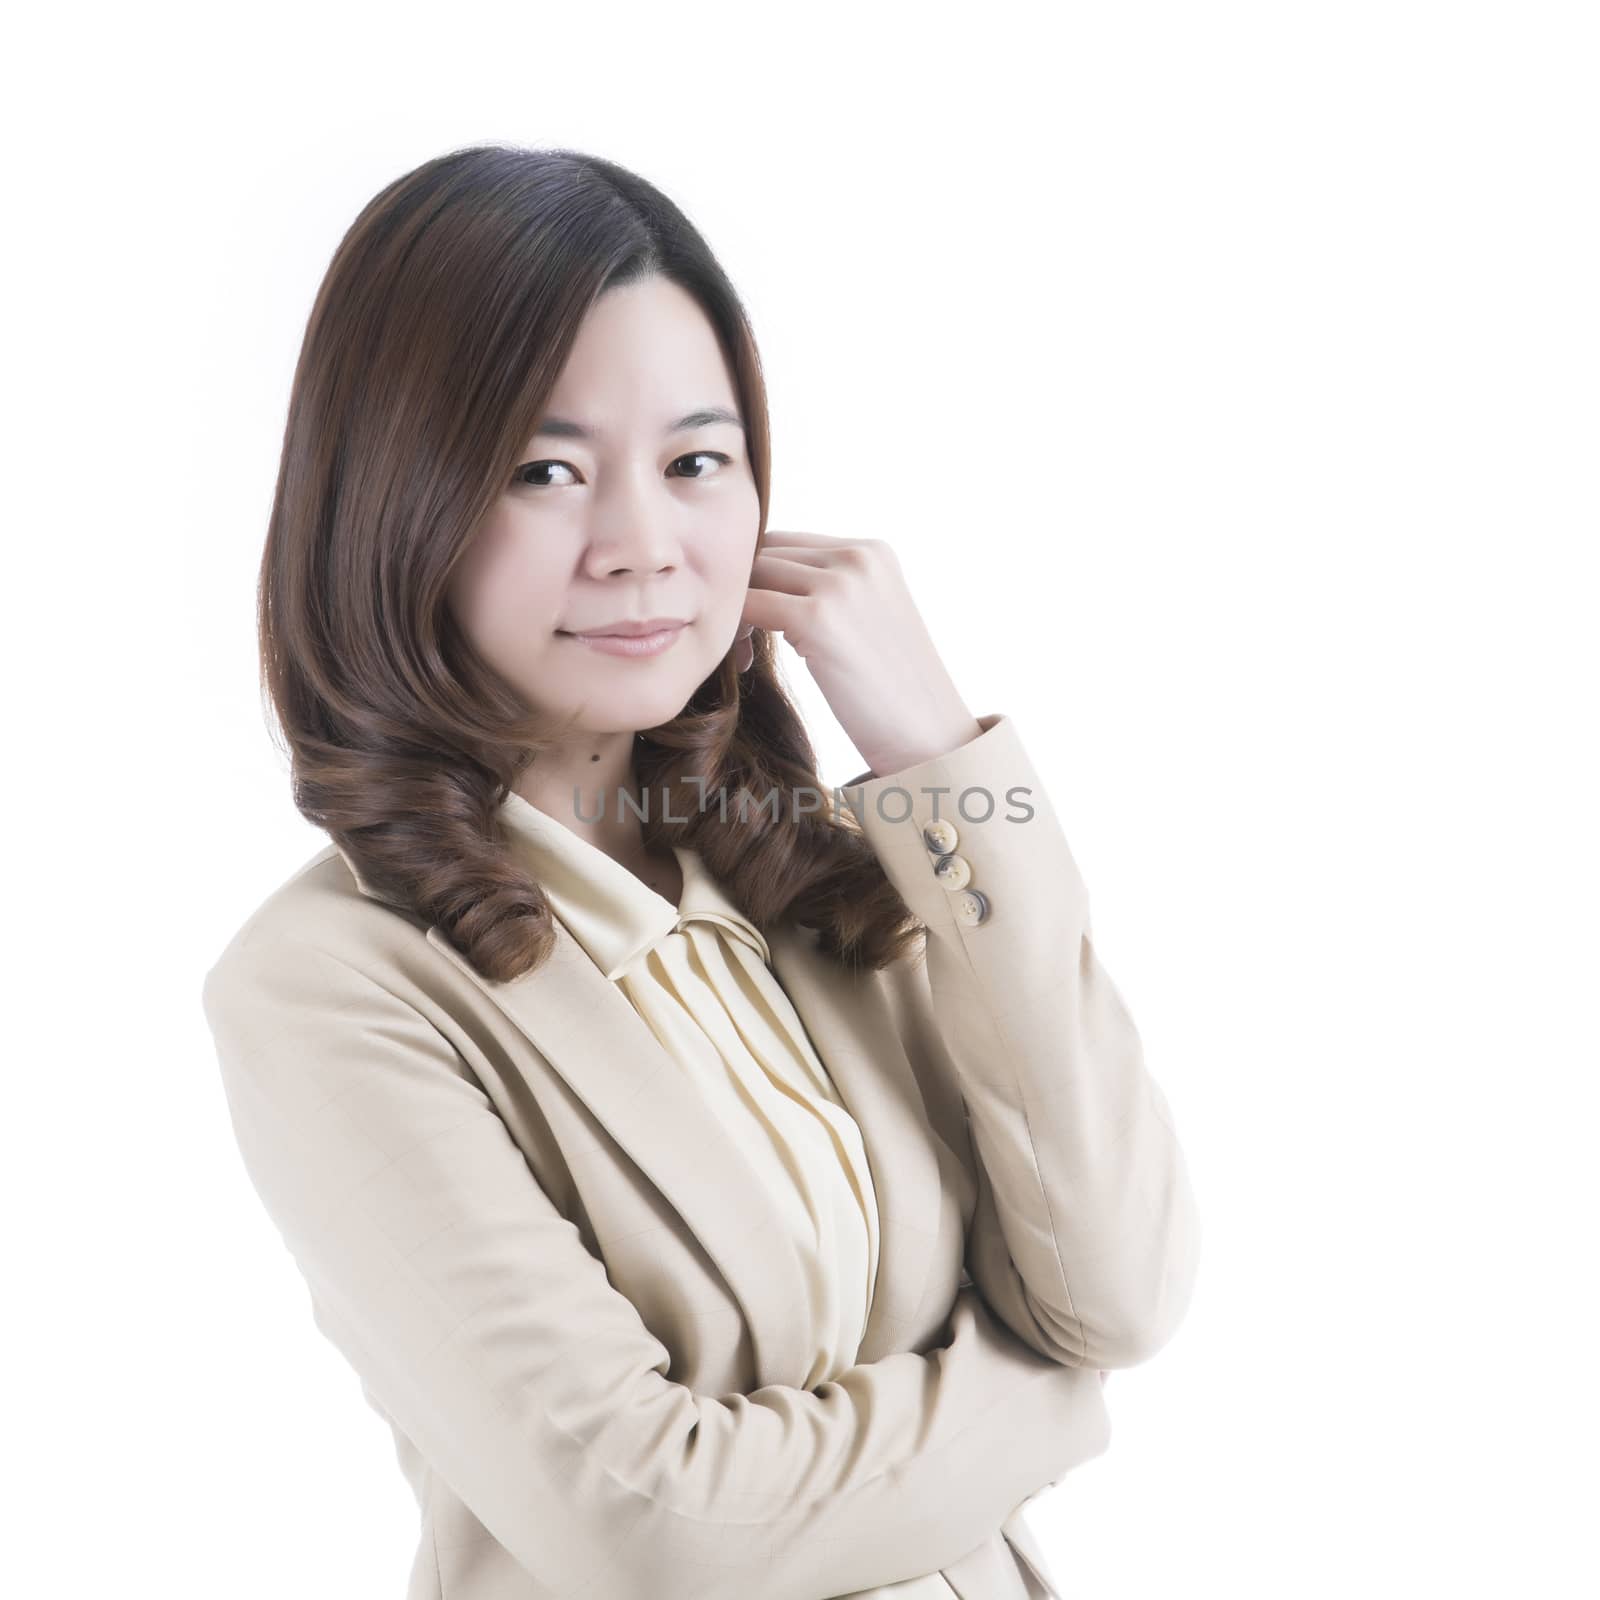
[200,142,1201,1600]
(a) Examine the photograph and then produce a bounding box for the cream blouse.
[499,789,882,1392]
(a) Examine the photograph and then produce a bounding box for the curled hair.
[257,143,923,982]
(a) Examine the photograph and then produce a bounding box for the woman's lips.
[558,622,687,658]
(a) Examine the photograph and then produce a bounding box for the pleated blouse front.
[499,789,882,1392]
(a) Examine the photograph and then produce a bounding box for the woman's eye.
[669,451,732,480]
[512,460,578,489]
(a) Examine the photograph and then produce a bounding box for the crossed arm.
[201,933,1113,1600]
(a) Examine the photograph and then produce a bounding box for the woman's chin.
[597,677,709,734]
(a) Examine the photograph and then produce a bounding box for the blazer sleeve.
[200,934,1112,1600]
[839,711,1202,1372]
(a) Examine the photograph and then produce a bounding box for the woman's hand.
[741,528,983,778]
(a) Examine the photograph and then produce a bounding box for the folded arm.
[201,934,1111,1600]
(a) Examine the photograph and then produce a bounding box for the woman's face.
[448,274,760,739]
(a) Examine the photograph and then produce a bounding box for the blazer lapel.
[333,842,944,1382]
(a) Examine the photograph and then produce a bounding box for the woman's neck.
[512,733,682,908]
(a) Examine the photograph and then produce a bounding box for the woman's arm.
[201,935,1111,1600]
[840,712,1202,1372]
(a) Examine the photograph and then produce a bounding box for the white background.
[8,2,1596,1594]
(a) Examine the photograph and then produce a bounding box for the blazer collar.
[330,832,942,1386]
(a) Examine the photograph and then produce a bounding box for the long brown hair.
[258,143,923,982]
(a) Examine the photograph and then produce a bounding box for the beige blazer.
[200,712,1202,1600]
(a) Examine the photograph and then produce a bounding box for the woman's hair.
[258,142,924,982]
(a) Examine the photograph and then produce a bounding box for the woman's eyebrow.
[532,406,745,440]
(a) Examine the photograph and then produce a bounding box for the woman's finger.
[748,553,839,592]
[751,546,837,568]
[759,527,857,547]
[738,586,813,635]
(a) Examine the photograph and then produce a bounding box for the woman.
[200,143,1202,1600]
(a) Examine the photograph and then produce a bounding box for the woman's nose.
[582,507,685,577]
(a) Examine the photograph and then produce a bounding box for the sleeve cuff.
[836,713,1091,952]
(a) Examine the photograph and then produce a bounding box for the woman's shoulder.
[201,843,436,1017]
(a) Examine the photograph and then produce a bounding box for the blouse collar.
[497,789,771,980]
